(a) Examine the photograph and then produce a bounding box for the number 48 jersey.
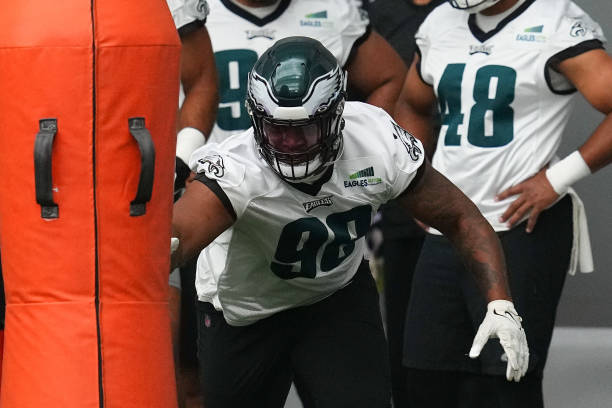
[206,0,369,144]
[417,0,605,231]
[189,102,424,326]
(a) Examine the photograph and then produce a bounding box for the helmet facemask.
[249,97,344,181]
[448,0,502,13]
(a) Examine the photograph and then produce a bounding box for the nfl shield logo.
[204,314,212,328]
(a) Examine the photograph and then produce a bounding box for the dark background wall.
[555,0,612,327]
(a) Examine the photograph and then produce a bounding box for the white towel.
[566,188,594,275]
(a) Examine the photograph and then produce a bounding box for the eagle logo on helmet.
[248,66,344,120]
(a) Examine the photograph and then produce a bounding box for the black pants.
[382,235,424,408]
[403,196,573,407]
[197,262,391,408]
[404,369,544,408]
[178,257,198,369]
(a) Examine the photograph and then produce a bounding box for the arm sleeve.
[545,3,606,94]
[166,0,209,36]
[189,146,251,218]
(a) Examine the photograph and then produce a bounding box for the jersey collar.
[468,0,535,43]
[221,0,292,27]
[288,165,334,196]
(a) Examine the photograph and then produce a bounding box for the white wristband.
[176,127,206,165]
[545,151,591,195]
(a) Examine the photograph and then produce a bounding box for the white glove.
[469,300,529,382]
[170,237,180,254]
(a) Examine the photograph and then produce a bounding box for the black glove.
[174,156,191,201]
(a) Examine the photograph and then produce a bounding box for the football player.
[395,0,612,406]
[203,1,406,404]
[165,1,217,407]
[171,37,528,408]
[204,0,406,145]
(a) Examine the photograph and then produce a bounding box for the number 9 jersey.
[205,0,370,144]
[417,0,605,231]
[189,102,424,326]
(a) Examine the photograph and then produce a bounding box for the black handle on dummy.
[34,118,59,219]
[128,117,155,216]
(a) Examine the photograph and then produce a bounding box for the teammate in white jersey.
[171,37,528,407]
[203,1,406,404]
[395,0,612,406]
[166,2,218,407]
[204,0,406,145]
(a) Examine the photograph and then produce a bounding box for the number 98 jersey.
[206,0,369,144]
[417,0,605,231]
[189,102,424,326]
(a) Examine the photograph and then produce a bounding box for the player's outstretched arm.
[346,30,407,114]
[497,49,612,232]
[171,180,234,269]
[393,54,438,158]
[398,161,528,381]
[400,161,510,301]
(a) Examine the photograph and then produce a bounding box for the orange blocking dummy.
[0,1,181,407]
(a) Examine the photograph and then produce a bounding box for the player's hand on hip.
[496,168,559,233]
[469,300,529,382]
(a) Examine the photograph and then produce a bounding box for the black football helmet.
[246,36,346,182]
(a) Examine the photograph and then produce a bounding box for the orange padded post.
[0,1,180,407]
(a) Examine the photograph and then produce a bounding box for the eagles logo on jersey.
[246,37,346,182]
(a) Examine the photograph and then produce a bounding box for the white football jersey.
[205,0,370,144]
[417,0,605,231]
[167,0,209,32]
[189,102,424,326]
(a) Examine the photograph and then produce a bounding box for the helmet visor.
[262,120,321,155]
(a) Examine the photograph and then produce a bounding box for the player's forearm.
[179,80,218,136]
[447,212,512,302]
[405,164,512,302]
[578,111,612,173]
[170,224,191,270]
[364,78,404,115]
